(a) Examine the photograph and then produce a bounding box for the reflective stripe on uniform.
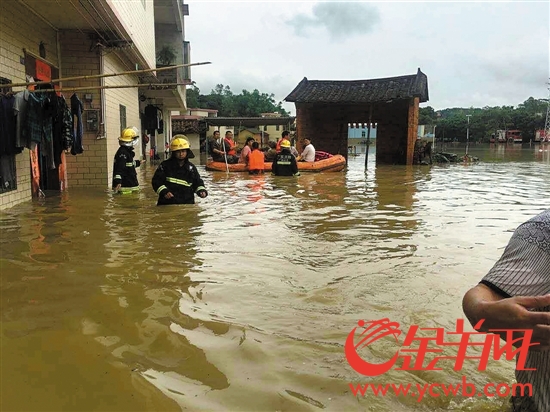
[119,186,140,193]
[114,174,122,180]
[156,185,168,194]
[125,162,134,167]
[166,177,191,187]
[195,186,206,192]
[278,161,291,165]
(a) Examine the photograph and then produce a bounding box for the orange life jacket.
[224,138,236,156]
[248,149,265,171]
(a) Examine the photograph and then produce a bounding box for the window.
[263,125,267,131]
[119,105,126,131]
[276,125,280,131]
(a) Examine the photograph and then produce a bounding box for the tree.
[186,83,200,108]
[186,83,290,117]
[419,106,437,125]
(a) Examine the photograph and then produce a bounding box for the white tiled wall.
[107,0,156,69]
[103,54,140,186]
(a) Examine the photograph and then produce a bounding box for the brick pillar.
[406,97,419,165]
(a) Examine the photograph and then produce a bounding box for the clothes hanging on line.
[70,93,84,155]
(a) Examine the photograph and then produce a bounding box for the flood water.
[1,143,550,412]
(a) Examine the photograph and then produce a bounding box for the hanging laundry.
[0,154,16,192]
[0,93,18,155]
[70,93,84,155]
[52,95,72,166]
[13,89,31,150]
[26,92,50,149]
[144,104,162,135]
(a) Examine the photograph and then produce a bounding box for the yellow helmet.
[280,139,291,149]
[119,127,140,146]
[170,135,195,158]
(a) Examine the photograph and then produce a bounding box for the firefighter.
[151,136,208,205]
[272,139,300,176]
[112,127,141,193]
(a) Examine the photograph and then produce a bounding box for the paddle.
[221,136,229,174]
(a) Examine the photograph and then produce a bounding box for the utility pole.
[465,114,472,155]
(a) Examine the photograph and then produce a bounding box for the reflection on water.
[1,144,550,411]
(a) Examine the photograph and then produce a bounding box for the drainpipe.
[98,52,106,139]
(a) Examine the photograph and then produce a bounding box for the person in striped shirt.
[463,209,550,412]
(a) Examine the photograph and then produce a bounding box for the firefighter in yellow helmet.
[272,138,300,176]
[112,127,142,193]
[151,135,208,205]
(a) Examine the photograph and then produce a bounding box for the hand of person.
[197,189,208,198]
[113,184,121,192]
[471,292,550,350]
[164,192,174,199]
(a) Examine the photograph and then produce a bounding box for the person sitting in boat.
[276,130,291,153]
[239,137,255,164]
[272,139,300,176]
[264,141,277,162]
[152,136,208,205]
[208,131,226,162]
[222,131,239,163]
[297,138,315,162]
[248,141,265,175]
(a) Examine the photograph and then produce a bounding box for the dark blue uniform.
[272,148,299,176]
[152,157,207,205]
[112,145,140,190]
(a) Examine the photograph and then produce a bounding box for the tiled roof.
[284,68,428,104]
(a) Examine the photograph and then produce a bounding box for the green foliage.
[420,98,547,142]
[186,83,290,117]
[156,45,177,66]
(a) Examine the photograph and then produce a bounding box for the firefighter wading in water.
[152,135,208,205]
[112,127,142,193]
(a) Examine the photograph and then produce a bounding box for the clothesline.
[2,61,211,88]
[21,82,191,93]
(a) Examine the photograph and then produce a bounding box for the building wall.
[59,30,106,187]
[374,101,410,165]
[262,125,282,142]
[103,54,141,186]
[0,0,58,210]
[106,0,156,69]
[295,103,352,157]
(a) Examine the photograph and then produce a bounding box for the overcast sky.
[185,1,549,115]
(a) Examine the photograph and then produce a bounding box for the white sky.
[185,1,549,115]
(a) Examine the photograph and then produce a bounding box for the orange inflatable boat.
[205,154,346,173]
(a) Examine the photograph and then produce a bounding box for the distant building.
[348,123,377,154]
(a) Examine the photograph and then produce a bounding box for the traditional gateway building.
[0,0,195,210]
[284,69,429,165]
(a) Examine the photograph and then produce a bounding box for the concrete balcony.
[140,1,190,110]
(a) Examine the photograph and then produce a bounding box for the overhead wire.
[67,0,110,47]
[83,0,120,45]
